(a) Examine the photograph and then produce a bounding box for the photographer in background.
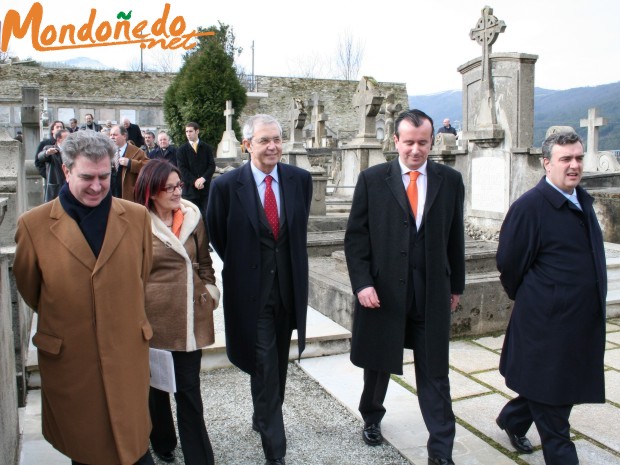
[35,128,69,202]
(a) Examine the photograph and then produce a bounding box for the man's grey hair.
[145,130,156,139]
[61,131,115,170]
[242,114,282,141]
[542,131,583,160]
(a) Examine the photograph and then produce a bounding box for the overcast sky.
[2,0,618,95]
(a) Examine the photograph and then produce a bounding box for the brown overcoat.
[146,199,219,351]
[120,144,149,201]
[13,197,154,465]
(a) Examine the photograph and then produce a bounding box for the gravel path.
[153,363,410,465]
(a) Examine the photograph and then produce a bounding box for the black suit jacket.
[207,162,312,374]
[345,158,465,376]
[177,141,216,200]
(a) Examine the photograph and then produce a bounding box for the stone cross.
[469,6,506,127]
[352,76,384,140]
[580,107,608,171]
[224,100,234,133]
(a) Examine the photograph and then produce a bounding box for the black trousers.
[498,395,576,465]
[250,284,293,460]
[149,350,214,465]
[359,319,456,459]
[72,450,154,465]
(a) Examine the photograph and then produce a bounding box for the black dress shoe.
[154,450,175,463]
[428,458,454,465]
[265,458,285,465]
[362,423,383,446]
[496,416,534,454]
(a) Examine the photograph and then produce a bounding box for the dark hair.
[145,130,156,139]
[50,120,65,137]
[54,129,69,142]
[394,109,435,146]
[185,122,200,130]
[134,159,181,211]
[542,131,583,160]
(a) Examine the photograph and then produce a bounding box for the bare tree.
[0,47,14,64]
[147,49,183,73]
[287,52,331,79]
[335,31,364,81]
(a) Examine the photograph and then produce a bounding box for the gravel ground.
[152,363,410,465]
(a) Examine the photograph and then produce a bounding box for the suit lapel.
[424,160,443,219]
[385,158,410,216]
[279,163,296,228]
[236,163,260,235]
[49,200,97,271]
[93,199,129,275]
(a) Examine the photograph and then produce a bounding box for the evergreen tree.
[163,23,247,147]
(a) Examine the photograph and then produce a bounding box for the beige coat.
[146,199,218,351]
[13,197,153,465]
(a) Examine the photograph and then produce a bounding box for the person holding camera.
[35,128,70,202]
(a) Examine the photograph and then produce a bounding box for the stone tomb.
[308,238,512,337]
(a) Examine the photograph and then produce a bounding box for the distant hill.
[409,82,620,150]
[41,57,110,70]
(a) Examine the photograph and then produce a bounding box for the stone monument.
[281,98,328,216]
[336,77,385,196]
[381,93,401,153]
[216,100,243,159]
[457,6,540,236]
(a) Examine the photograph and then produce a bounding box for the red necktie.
[264,175,279,239]
[407,171,420,218]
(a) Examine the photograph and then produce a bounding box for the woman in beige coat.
[135,159,219,465]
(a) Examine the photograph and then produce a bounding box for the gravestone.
[580,107,608,172]
[216,101,242,159]
[336,77,385,196]
[308,94,328,148]
[281,98,328,215]
[457,6,540,236]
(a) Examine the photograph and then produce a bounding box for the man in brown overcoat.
[13,130,155,465]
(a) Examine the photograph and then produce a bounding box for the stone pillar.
[0,198,19,465]
[0,129,26,246]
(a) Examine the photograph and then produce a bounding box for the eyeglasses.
[163,182,184,194]
[252,136,282,146]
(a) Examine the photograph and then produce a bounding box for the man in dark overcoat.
[496,131,606,465]
[207,114,312,465]
[344,109,465,465]
[177,122,216,228]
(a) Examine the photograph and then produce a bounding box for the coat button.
[400,251,406,256]
[399,279,405,285]
[270,269,275,274]
[403,221,408,227]
[275,247,279,252]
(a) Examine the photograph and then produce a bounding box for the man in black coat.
[495,131,606,465]
[436,118,457,137]
[122,117,145,147]
[207,114,312,465]
[177,122,215,226]
[344,109,465,465]
[149,132,177,166]
[35,128,69,202]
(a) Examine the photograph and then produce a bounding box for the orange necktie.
[407,171,420,218]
